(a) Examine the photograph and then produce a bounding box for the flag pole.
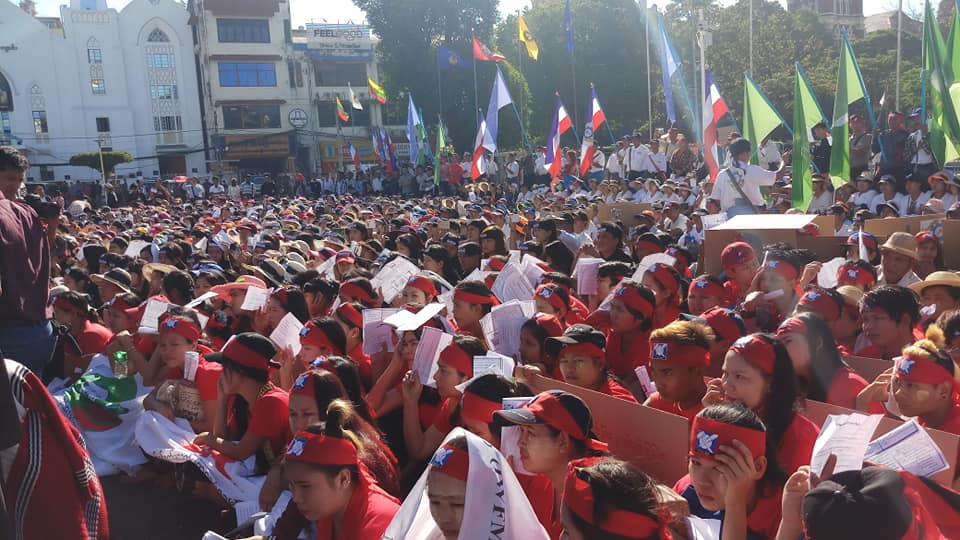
[644,0,652,140]
[472,33,480,134]
[437,51,444,123]
[517,10,524,122]
[895,0,903,111]
[569,53,580,134]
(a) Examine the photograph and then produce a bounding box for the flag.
[438,46,468,70]
[434,120,446,185]
[828,30,869,187]
[335,97,349,122]
[348,143,360,171]
[483,66,514,153]
[348,83,363,110]
[793,63,828,210]
[384,131,398,173]
[518,16,539,60]
[368,78,387,103]
[658,13,682,124]
[545,94,573,182]
[371,127,382,161]
[949,0,960,85]
[702,70,730,182]
[579,122,595,177]
[742,72,789,165]
[473,36,505,62]
[878,90,886,109]
[923,0,960,168]
[563,0,575,52]
[471,111,487,180]
[588,83,607,132]
[406,95,421,165]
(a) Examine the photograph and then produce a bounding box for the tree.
[69,151,133,177]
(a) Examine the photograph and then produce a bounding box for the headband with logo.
[613,283,654,320]
[730,335,777,375]
[563,459,667,539]
[285,430,358,466]
[429,444,469,482]
[649,341,710,367]
[689,416,766,461]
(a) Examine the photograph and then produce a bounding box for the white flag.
[348,83,363,110]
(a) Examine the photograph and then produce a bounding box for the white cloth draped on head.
[382,427,549,540]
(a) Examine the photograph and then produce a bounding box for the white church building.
[0,0,204,183]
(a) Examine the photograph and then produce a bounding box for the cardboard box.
[843,355,893,383]
[801,399,959,487]
[703,214,821,275]
[532,374,690,485]
[941,219,960,270]
[595,202,652,228]
[863,214,946,237]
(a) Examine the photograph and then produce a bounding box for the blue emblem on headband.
[287,437,307,456]
[898,358,915,375]
[615,286,627,296]
[694,430,719,454]
[651,343,669,360]
[163,318,179,329]
[430,447,454,468]
[293,373,309,389]
[695,279,709,289]
[299,326,311,337]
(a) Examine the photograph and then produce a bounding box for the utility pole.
[96,135,107,206]
[645,0,652,140]
[748,0,754,76]
[895,0,902,111]
[698,10,711,133]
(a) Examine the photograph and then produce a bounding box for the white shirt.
[664,213,689,232]
[645,152,667,174]
[874,192,905,215]
[900,192,931,216]
[627,145,650,173]
[758,140,781,169]
[878,269,921,287]
[711,162,777,210]
[606,150,622,175]
[806,190,833,214]
[910,130,934,165]
[534,153,548,175]
[941,192,958,208]
[208,184,225,195]
[505,160,520,179]
[848,189,878,210]
[590,149,606,172]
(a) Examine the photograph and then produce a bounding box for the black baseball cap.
[802,467,913,540]
[544,324,607,357]
[457,242,481,257]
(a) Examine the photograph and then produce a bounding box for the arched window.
[148,28,170,42]
[0,73,13,112]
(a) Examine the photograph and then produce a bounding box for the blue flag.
[658,13,682,125]
[438,46,467,70]
[406,94,420,165]
[563,0,575,52]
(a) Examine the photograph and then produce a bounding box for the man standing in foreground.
[709,138,784,217]
[0,147,55,374]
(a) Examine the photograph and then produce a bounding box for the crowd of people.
[2,120,960,540]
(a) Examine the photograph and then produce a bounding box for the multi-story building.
[188,0,314,176]
[787,0,865,38]
[864,10,922,37]
[0,0,205,182]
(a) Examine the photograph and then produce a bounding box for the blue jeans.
[727,205,757,218]
[0,320,56,375]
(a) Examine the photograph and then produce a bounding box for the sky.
[27,0,924,26]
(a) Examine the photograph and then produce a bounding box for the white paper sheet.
[480,300,531,359]
[384,303,445,332]
[124,240,151,258]
[371,257,421,303]
[631,253,677,281]
[269,312,304,357]
[492,263,535,304]
[500,397,534,475]
[183,351,200,382]
[185,291,218,309]
[413,327,452,388]
[520,255,547,287]
[138,298,172,332]
[817,257,846,289]
[193,236,208,254]
[472,353,516,379]
[361,308,401,356]
[700,212,729,230]
[864,419,950,478]
[686,516,722,540]
[574,257,604,296]
[240,286,270,311]
[810,413,883,475]
[634,365,658,396]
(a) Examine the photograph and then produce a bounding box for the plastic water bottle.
[113,350,128,378]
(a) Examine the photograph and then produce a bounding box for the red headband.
[646,263,679,295]
[763,259,798,282]
[563,460,665,539]
[53,296,84,314]
[429,444,469,482]
[461,392,502,424]
[534,313,564,337]
[688,277,726,301]
[290,371,316,398]
[438,342,473,376]
[730,335,777,375]
[776,317,808,337]
[285,431,358,466]
[798,290,841,322]
[690,416,766,461]
[454,289,500,306]
[339,282,375,306]
[613,284,654,320]
[535,284,567,312]
[915,232,937,245]
[299,321,344,354]
[158,313,201,342]
[649,341,710,367]
[837,265,875,288]
[335,303,363,328]
[560,342,605,359]
[895,354,955,387]
[406,275,439,298]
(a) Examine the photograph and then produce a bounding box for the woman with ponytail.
[279,399,400,539]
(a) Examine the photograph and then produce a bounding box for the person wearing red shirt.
[494,390,610,539]
[697,307,748,378]
[644,320,711,422]
[603,281,657,380]
[641,263,683,331]
[686,275,730,316]
[855,286,920,360]
[282,403,399,540]
[674,404,784,540]
[519,314,565,378]
[51,291,113,378]
[331,302,373,389]
[776,313,873,411]
[703,333,819,474]
[534,283,580,328]
[195,332,291,464]
[720,241,760,305]
[535,325,638,403]
[451,281,498,340]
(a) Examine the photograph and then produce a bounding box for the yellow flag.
[518,16,539,61]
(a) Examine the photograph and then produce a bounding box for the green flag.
[923,0,960,167]
[433,120,446,186]
[793,63,828,210]
[828,31,868,188]
[742,72,789,165]
[948,2,960,88]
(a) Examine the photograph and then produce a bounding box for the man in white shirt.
[907,108,937,183]
[626,133,650,181]
[645,140,667,179]
[484,152,498,180]
[606,141,624,180]
[208,177,225,198]
[848,174,879,210]
[588,147,605,181]
[505,152,520,185]
[709,138,782,217]
[806,174,834,214]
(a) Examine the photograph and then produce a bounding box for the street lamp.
[96,135,108,206]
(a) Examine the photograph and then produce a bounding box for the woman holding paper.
[401,275,441,305]
[275,318,347,390]
[702,333,819,475]
[141,310,220,433]
[642,263,684,331]
[674,403,785,540]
